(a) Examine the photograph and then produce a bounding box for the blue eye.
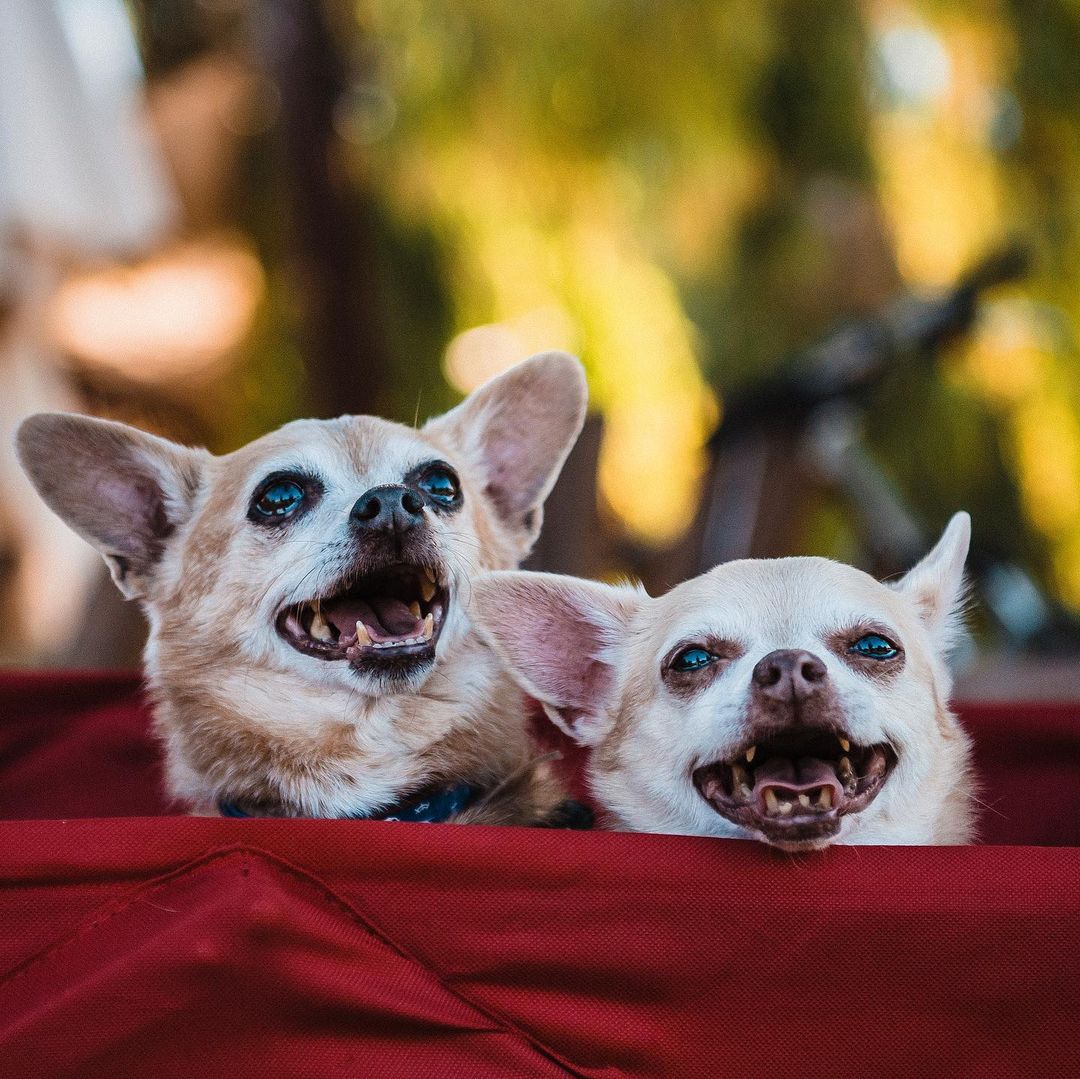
[253,479,305,518]
[419,467,460,505]
[672,647,716,672]
[850,633,899,660]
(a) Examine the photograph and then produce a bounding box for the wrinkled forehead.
[212,416,447,496]
[649,557,910,650]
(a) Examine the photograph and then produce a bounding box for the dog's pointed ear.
[16,413,207,600]
[893,511,971,649]
[472,570,644,746]
[424,351,587,548]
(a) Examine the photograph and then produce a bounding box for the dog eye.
[849,633,899,660]
[671,647,716,672]
[253,479,306,518]
[418,467,460,505]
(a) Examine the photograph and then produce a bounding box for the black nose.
[350,484,425,534]
[751,649,828,703]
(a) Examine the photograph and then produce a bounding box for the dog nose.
[350,484,425,534]
[751,649,828,703]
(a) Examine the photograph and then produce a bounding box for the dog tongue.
[323,598,421,639]
[753,756,842,800]
[368,597,422,636]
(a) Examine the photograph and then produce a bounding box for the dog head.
[473,513,974,850]
[17,351,586,813]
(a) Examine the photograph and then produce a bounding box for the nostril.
[752,657,782,688]
[353,495,381,522]
[801,657,827,683]
[401,490,424,516]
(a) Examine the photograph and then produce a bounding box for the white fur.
[16,352,588,820]
[475,513,975,848]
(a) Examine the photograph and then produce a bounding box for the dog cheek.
[830,673,881,744]
[693,687,749,759]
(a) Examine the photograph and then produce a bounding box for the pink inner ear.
[496,598,615,715]
[476,577,634,740]
[88,473,172,560]
[480,431,544,521]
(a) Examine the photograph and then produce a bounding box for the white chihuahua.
[17,352,588,826]
[473,513,975,850]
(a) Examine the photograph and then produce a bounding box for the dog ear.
[16,413,207,600]
[424,351,587,548]
[472,570,644,745]
[892,511,971,650]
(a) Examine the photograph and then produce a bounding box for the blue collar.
[218,781,478,824]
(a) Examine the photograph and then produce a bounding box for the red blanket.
[1,671,1079,1077]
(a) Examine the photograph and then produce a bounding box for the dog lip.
[275,561,450,667]
[691,729,897,848]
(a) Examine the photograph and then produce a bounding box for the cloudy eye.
[671,646,716,672]
[252,477,306,519]
[418,466,460,505]
[850,633,899,660]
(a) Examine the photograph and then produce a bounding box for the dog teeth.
[310,610,334,643]
[353,614,435,652]
[838,756,856,791]
[776,799,793,816]
[817,787,833,809]
[745,745,756,763]
[419,578,436,603]
[838,736,851,752]
[731,763,751,790]
[798,793,811,808]
[763,789,779,815]
[408,601,421,619]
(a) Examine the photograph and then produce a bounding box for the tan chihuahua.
[473,513,975,850]
[17,352,588,826]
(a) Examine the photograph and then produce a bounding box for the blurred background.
[1,0,1079,696]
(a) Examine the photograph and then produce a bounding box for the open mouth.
[276,563,449,670]
[692,729,897,847]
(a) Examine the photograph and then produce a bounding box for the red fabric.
[1,672,1079,1076]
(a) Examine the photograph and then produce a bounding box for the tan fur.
[474,513,977,849]
[16,352,587,825]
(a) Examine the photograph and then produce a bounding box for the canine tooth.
[355,621,373,647]
[310,610,334,643]
[838,756,856,790]
[817,787,833,809]
[420,578,436,603]
[798,793,811,808]
[740,785,753,800]
[777,800,793,816]
[409,601,422,619]
[420,613,434,640]
[839,737,850,752]
[764,789,779,815]
[731,764,751,790]
[745,745,756,763]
